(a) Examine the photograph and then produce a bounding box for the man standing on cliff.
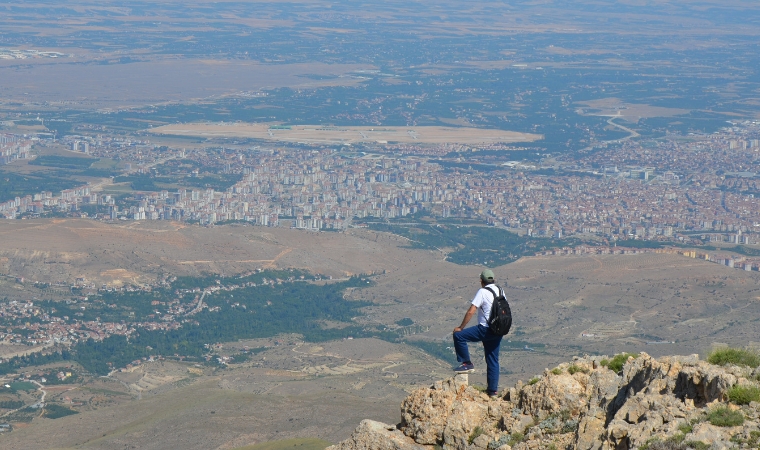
[452,269,504,397]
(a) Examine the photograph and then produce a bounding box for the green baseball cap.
[480,269,495,282]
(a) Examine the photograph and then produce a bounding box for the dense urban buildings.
[2,122,758,249]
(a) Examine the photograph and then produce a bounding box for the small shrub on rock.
[706,406,744,427]
[605,353,639,373]
[551,367,562,375]
[727,384,760,405]
[538,415,560,434]
[707,347,760,368]
[568,364,589,375]
[730,430,760,447]
[638,439,709,450]
[561,418,579,434]
[536,410,578,435]
[528,377,540,385]
[487,434,509,450]
[683,442,710,450]
[468,426,484,445]
[506,432,524,446]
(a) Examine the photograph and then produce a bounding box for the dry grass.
[233,438,332,450]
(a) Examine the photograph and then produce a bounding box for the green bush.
[684,442,710,450]
[507,432,524,446]
[706,406,744,427]
[528,377,540,385]
[727,384,760,405]
[568,364,589,375]
[707,347,760,368]
[43,403,79,419]
[468,426,484,445]
[551,367,562,375]
[606,353,639,373]
[731,430,760,447]
[561,418,579,434]
[0,400,24,409]
[637,437,659,450]
[637,439,709,450]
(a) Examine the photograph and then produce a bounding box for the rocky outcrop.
[328,420,428,450]
[327,352,760,450]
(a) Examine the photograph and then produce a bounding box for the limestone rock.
[518,367,590,418]
[687,422,737,449]
[471,433,491,449]
[342,353,760,450]
[400,375,467,444]
[442,399,488,448]
[327,420,427,450]
[575,415,606,450]
[509,414,535,435]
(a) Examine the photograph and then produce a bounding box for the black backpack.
[484,286,512,336]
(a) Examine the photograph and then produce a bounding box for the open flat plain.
[2,220,760,449]
[1,219,759,369]
[0,338,446,450]
[149,123,542,145]
[0,60,371,107]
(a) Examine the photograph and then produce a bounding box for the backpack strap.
[482,285,502,312]
[483,285,502,299]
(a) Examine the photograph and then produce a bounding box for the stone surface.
[687,422,737,449]
[518,368,589,418]
[442,399,488,448]
[399,376,470,444]
[332,353,760,450]
[327,420,427,450]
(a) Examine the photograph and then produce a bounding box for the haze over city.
[1,1,760,449]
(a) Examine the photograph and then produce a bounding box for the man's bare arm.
[453,304,478,333]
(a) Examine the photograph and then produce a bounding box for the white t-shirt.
[471,284,501,327]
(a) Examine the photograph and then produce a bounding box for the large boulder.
[400,374,480,444]
[442,399,489,448]
[518,364,591,419]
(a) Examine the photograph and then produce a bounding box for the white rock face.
[327,419,427,450]
[328,352,760,450]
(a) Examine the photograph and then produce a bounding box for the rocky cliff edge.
[327,352,760,450]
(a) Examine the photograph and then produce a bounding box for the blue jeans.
[453,325,503,393]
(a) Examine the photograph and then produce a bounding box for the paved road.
[185,290,208,316]
[605,116,640,142]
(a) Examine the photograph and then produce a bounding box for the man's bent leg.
[453,326,485,364]
[482,332,503,393]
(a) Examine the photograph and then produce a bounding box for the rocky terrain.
[329,352,760,450]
